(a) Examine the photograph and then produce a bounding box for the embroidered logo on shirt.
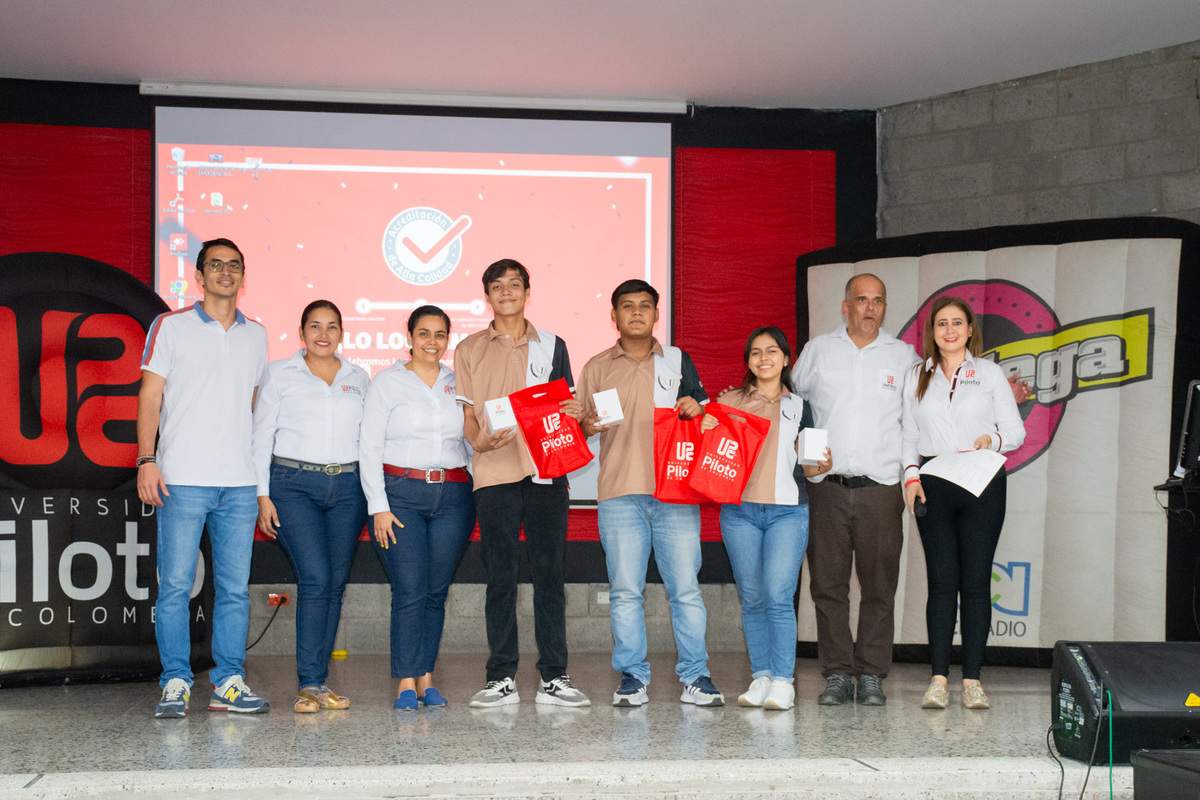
[340,384,363,395]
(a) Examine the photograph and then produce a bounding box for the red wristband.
[904,477,921,488]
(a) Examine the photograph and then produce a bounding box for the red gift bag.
[653,408,708,504]
[686,402,771,504]
[509,378,594,479]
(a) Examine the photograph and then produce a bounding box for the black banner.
[0,253,214,685]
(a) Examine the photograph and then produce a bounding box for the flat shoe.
[921,681,949,710]
[393,689,418,711]
[962,683,990,710]
[294,691,320,714]
[314,686,351,710]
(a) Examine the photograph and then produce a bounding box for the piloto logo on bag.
[701,437,741,480]
[539,412,576,454]
[666,441,696,480]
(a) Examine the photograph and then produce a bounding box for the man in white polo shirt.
[137,238,270,718]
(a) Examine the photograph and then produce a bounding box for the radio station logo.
[991,560,1032,617]
[899,279,1154,473]
[382,206,472,286]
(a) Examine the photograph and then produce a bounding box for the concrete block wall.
[878,41,1200,236]
[247,582,747,659]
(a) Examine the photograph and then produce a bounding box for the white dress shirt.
[359,362,469,515]
[901,354,1026,477]
[251,350,370,496]
[142,303,267,487]
[791,326,921,486]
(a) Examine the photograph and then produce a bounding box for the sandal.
[293,691,320,714]
[314,685,351,710]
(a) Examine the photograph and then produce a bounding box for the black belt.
[272,456,358,476]
[825,474,879,489]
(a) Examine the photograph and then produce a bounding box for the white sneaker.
[536,674,591,707]
[761,678,795,710]
[737,676,772,707]
[469,677,520,708]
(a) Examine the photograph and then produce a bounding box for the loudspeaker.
[1052,641,1200,764]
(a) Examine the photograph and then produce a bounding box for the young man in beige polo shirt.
[577,279,723,707]
[454,258,590,708]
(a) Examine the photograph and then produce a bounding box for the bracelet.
[904,477,921,488]
[135,455,157,467]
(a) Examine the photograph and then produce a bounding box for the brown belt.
[383,465,470,484]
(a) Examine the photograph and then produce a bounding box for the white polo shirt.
[141,303,268,487]
[359,362,469,515]
[901,354,1026,477]
[251,350,370,496]
[791,326,921,486]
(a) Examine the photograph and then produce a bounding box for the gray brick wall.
[879,41,1200,236]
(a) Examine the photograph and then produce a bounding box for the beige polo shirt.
[453,320,573,491]
[577,338,707,502]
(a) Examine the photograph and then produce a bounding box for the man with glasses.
[138,237,270,717]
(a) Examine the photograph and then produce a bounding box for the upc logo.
[716,438,739,458]
[542,413,562,434]
[990,561,1032,617]
[675,442,695,461]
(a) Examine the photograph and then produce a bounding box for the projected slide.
[154,108,672,376]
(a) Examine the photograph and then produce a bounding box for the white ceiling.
[2,0,1199,109]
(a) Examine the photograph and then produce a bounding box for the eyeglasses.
[203,259,244,273]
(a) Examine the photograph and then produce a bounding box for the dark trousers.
[270,464,367,689]
[916,471,1006,680]
[475,477,569,682]
[807,479,904,677]
[372,475,475,680]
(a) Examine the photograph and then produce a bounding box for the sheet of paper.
[919,449,1007,497]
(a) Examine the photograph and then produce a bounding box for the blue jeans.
[720,502,810,680]
[270,464,367,688]
[373,475,474,679]
[155,485,257,688]
[598,495,708,686]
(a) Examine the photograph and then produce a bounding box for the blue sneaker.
[208,675,270,714]
[681,675,724,707]
[612,672,649,707]
[155,677,191,718]
[393,689,419,711]
[420,687,448,707]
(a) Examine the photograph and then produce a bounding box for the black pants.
[916,471,1006,680]
[475,477,569,682]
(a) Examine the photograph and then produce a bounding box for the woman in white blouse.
[901,296,1025,711]
[252,300,370,713]
[359,305,474,711]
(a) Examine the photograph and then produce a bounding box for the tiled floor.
[0,653,1130,798]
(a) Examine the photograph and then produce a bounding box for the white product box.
[484,396,518,433]
[797,427,830,466]
[592,388,624,426]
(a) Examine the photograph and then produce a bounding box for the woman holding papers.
[706,327,828,711]
[901,297,1025,711]
[359,305,475,711]
[252,300,370,713]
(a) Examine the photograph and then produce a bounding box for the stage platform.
[0,653,1131,799]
